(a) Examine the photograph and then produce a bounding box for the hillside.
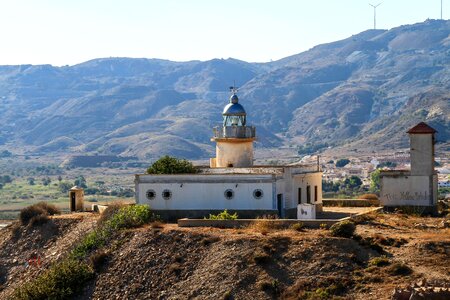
[0,20,448,159]
[0,212,449,299]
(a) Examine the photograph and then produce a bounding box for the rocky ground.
[0,211,449,299]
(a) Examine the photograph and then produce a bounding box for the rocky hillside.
[0,212,449,299]
[0,20,448,159]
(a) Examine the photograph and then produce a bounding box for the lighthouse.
[210,87,256,168]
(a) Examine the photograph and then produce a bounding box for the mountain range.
[0,19,448,160]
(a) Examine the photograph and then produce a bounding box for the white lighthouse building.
[135,89,323,220]
[210,88,256,168]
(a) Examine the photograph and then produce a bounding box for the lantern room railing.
[213,126,256,139]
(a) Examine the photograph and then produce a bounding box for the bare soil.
[0,211,449,300]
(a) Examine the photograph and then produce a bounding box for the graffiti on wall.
[383,191,428,202]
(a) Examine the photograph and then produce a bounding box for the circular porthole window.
[253,189,263,199]
[162,189,172,200]
[146,189,156,200]
[224,189,234,200]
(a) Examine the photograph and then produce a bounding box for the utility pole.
[441,0,443,20]
[369,3,382,29]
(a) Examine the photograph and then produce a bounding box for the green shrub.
[72,205,153,258]
[329,220,356,238]
[147,155,197,174]
[13,259,94,300]
[369,256,390,267]
[97,202,127,227]
[290,222,304,231]
[206,209,238,220]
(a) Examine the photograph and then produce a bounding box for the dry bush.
[29,214,50,226]
[150,221,164,229]
[248,219,281,235]
[258,279,281,296]
[359,194,379,201]
[169,262,183,275]
[90,251,109,273]
[35,202,61,215]
[388,263,413,276]
[330,220,356,238]
[19,202,59,226]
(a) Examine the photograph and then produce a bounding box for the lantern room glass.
[223,115,246,126]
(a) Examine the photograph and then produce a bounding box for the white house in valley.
[135,89,323,220]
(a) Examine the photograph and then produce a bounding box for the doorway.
[277,194,283,218]
[70,192,76,211]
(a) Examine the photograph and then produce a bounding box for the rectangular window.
[314,186,318,203]
[306,185,311,204]
[298,188,302,204]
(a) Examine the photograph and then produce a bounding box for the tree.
[336,159,350,168]
[0,175,12,184]
[58,182,73,193]
[74,175,87,188]
[147,155,197,174]
[370,169,381,193]
[57,175,63,182]
[42,177,51,186]
[377,161,397,168]
[344,176,363,190]
[27,177,35,185]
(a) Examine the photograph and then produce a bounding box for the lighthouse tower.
[210,87,256,168]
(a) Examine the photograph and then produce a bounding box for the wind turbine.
[369,3,382,29]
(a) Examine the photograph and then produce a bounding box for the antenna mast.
[369,3,382,29]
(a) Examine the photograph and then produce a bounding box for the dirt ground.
[1,211,449,300]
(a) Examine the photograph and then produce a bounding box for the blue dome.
[222,103,246,116]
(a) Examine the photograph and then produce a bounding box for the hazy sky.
[0,0,446,66]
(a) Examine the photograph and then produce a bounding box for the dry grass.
[247,220,281,235]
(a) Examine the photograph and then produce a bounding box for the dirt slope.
[1,212,449,300]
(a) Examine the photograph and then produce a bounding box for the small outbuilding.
[69,186,84,212]
[380,122,438,214]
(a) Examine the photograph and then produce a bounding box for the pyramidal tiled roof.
[407,122,437,134]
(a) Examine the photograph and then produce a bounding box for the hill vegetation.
[0,207,449,299]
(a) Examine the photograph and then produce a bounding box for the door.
[298,188,302,205]
[306,186,311,204]
[277,194,283,218]
[70,192,76,211]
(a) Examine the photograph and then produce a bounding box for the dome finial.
[229,83,239,104]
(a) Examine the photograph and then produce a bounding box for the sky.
[0,0,446,66]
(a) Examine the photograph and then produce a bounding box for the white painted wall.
[215,140,253,168]
[380,175,436,206]
[137,174,274,210]
[410,134,434,176]
[291,173,323,208]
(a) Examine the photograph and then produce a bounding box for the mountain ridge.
[0,19,448,159]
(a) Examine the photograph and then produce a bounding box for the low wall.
[178,207,383,228]
[154,209,279,222]
[178,218,339,229]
